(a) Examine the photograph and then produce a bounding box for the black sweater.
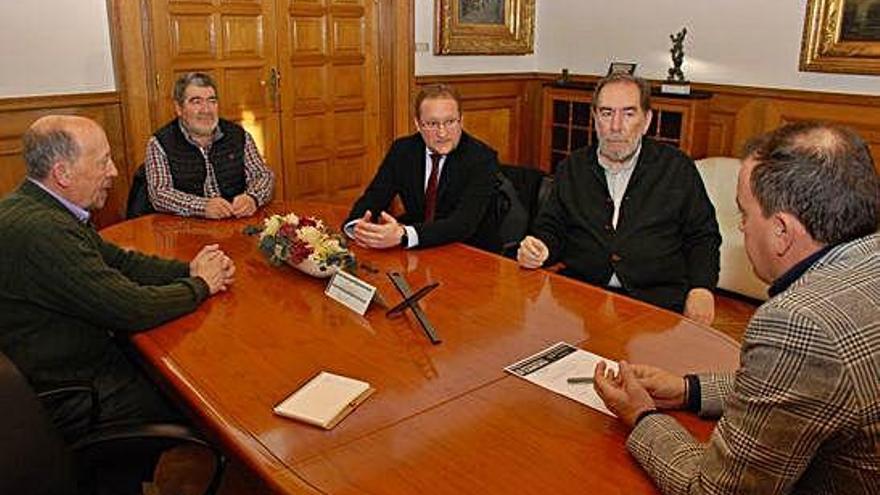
[531,138,721,312]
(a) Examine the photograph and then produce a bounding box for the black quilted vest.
[154,118,247,201]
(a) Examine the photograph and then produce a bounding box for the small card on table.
[324,270,376,315]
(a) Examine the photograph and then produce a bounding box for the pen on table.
[566,376,594,384]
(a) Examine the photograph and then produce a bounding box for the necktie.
[424,153,441,222]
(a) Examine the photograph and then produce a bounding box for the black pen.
[566,376,594,384]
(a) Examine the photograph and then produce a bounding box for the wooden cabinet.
[539,83,711,172]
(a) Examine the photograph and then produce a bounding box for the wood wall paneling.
[701,87,880,172]
[278,0,380,204]
[416,74,544,167]
[149,0,285,197]
[416,73,880,173]
[0,93,129,228]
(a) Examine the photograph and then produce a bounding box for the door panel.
[278,0,380,202]
[149,0,284,197]
[148,0,381,204]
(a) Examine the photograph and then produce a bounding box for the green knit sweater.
[0,180,209,388]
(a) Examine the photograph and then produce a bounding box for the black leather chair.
[0,349,77,495]
[497,164,555,257]
[0,350,226,495]
[126,163,155,219]
[498,164,554,228]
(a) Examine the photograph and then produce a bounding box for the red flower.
[278,223,297,240]
[288,238,314,264]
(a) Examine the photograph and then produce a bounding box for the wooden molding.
[0,92,120,112]
[392,0,415,138]
[106,0,154,178]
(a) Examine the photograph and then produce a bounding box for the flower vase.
[289,257,337,278]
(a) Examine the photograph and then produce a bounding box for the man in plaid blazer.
[594,121,879,494]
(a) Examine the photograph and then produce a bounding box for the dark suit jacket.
[345,131,499,248]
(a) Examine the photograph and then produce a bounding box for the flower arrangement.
[245,212,355,276]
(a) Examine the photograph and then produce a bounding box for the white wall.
[416,0,880,96]
[0,1,115,97]
[3,1,877,97]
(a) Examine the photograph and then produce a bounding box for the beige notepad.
[273,371,374,429]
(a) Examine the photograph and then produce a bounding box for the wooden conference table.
[101,202,740,495]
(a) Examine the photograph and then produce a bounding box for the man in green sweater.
[0,115,235,485]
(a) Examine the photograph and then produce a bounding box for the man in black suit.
[344,84,500,249]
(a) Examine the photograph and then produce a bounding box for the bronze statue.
[667,27,687,82]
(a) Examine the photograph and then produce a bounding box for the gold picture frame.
[435,0,535,55]
[800,0,880,75]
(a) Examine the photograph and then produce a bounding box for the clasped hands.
[593,361,687,428]
[352,211,405,249]
[205,194,256,219]
[189,244,236,294]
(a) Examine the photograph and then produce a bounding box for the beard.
[184,115,218,138]
[597,136,640,163]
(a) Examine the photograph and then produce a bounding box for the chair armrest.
[72,423,227,495]
[36,381,99,426]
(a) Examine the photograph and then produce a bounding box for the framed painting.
[607,62,638,75]
[800,0,880,75]
[435,0,535,55]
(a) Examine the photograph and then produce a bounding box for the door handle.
[268,67,281,112]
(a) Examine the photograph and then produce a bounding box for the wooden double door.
[148,0,381,202]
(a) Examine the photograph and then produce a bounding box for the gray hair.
[591,73,652,113]
[22,126,80,180]
[742,121,880,244]
[173,72,218,105]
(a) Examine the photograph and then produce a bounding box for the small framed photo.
[607,62,637,75]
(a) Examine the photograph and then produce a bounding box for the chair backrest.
[498,164,554,228]
[695,157,768,301]
[126,163,155,219]
[0,351,77,495]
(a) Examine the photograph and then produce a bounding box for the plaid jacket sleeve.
[242,132,274,207]
[626,303,862,494]
[696,372,735,418]
[144,136,209,217]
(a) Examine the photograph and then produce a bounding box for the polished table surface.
[100,202,740,494]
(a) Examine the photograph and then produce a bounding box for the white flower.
[261,214,284,238]
[296,225,323,246]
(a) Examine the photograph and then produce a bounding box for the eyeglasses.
[419,118,461,131]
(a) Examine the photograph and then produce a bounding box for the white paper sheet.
[505,342,618,416]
